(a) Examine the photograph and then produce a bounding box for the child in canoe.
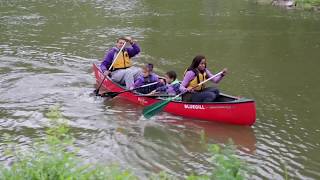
[132,63,161,94]
[150,70,187,96]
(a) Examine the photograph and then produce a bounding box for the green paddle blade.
[142,98,172,119]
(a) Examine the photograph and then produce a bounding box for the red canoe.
[93,64,256,126]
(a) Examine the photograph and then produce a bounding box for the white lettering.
[184,104,205,110]
[137,97,147,105]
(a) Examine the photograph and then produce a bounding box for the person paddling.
[132,63,161,94]
[151,71,187,96]
[100,36,141,89]
[181,55,227,102]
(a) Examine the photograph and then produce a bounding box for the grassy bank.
[296,0,320,9]
[0,107,249,180]
[257,0,320,10]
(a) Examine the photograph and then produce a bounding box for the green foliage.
[296,0,320,6]
[208,142,248,180]
[150,171,177,180]
[186,174,210,180]
[184,140,249,180]
[199,132,249,179]
[263,0,320,9]
[0,106,251,180]
[0,106,137,180]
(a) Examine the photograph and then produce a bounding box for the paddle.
[142,71,224,119]
[94,42,127,96]
[101,81,159,98]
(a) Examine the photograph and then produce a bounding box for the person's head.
[116,37,127,49]
[142,63,153,77]
[165,71,177,84]
[188,55,207,72]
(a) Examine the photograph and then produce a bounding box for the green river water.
[0,0,320,179]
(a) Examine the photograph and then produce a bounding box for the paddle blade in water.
[94,89,99,96]
[101,91,120,98]
[142,99,172,119]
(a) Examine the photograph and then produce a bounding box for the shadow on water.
[162,119,257,153]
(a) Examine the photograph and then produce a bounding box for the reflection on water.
[166,120,257,153]
[1,0,320,179]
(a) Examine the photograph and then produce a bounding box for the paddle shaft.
[95,42,127,95]
[117,81,159,94]
[108,42,127,71]
[170,71,224,100]
[142,70,224,119]
[133,81,158,90]
[104,81,159,98]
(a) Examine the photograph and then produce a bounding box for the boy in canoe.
[150,70,187,96]
[132,63,161,94]
[100,36,141,89]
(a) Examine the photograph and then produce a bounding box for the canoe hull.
[93,64,256,126]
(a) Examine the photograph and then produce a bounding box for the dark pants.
[183,87,220,102]
[136,84,158,94]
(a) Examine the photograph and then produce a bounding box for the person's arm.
[126,43,141,58]
[133,76,144,88]
[168,83,186,95]
[178,83,188,94]
[181,70,195,89]
[181,70,196,92]
[100,49,115,72]
[152,74,159,81]
[155,85,168,93]
[157,78,166,88]
[206,69,225,83]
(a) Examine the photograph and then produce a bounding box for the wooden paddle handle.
[171,71,224,100]
[108,42,127,71]
[196,71,223,87]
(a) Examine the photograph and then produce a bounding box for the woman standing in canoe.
[181,55,227,102]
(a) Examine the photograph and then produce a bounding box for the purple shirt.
[166,84,179,95]
[181,69,224,88]
[167,82,187,95]
[100,43,141,72]
[156,80,187,95]
[133,73,159,88]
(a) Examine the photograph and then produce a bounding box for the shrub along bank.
[0,107,249,180]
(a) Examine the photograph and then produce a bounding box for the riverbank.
[258,0,320,11]
[295,0,320,10]
[297,0,320,8]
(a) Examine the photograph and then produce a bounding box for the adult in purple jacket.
[181,55,227,102]
[100,36,141,88]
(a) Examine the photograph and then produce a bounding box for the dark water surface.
[1,0,320,179]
